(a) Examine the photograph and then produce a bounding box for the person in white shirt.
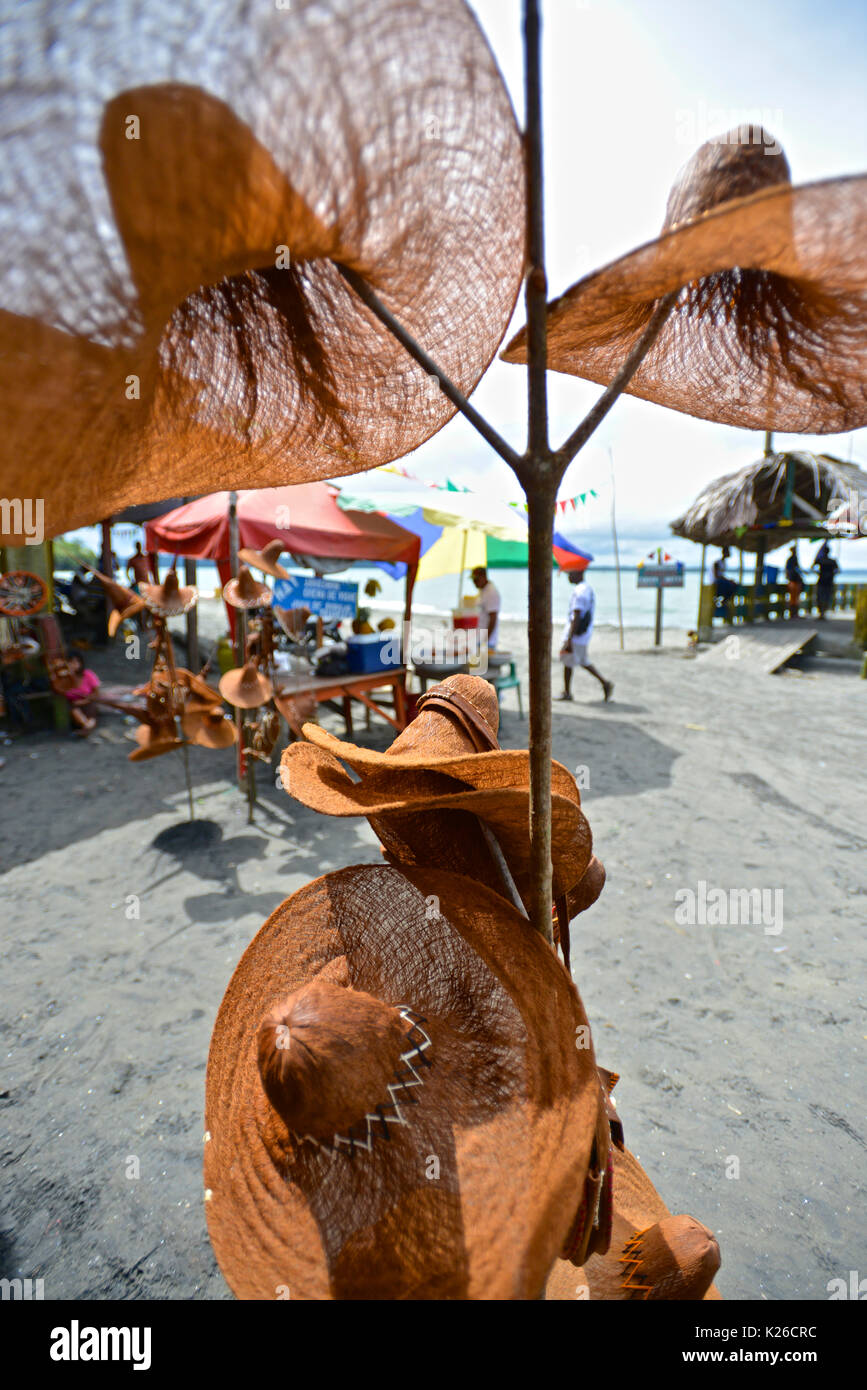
[558,569,613,702]
[471,567,501,648]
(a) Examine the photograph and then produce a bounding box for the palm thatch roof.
[671,452,867,553]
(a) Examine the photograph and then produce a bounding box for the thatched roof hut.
[671,452,867,554]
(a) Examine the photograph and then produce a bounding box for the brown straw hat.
[182,706,238,750]
[218,662,273,710]
[86,568,147,634]
[204,861,612,1300]
[503,131,867,433]
[139,569,198,617]
[2,0,524,536]
[281,675,598,923]
[128,718,183,761]
[238,541,290,581]
[222,566,272,610]
[547,1141,721,1301]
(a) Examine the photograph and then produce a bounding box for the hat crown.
[257,979,410,1140]
[663,131,790,231]
[163,569,180,597]
[387,673,499,758]
[236,565,259,599]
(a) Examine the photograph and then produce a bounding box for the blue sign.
[272,574,358,620]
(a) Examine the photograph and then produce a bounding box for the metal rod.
[335,263,521,471]
[556,292,678,466]
[181,737,195,821]
[609,447,625,651]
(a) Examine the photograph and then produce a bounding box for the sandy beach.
[1,613,864,1301]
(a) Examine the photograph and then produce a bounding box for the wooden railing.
[699,581,866,627]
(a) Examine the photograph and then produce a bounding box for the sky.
[72,0,867,568]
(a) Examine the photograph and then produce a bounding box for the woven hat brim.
[281,741,591,907]
[128,736,183,761]
[295,722,581,802]
[204,863,605,1300]
[3,0,525,538]
[218,670,274,708]
[223,578,272,609]
[139,585,198,616]
[503,175,867,433]
[238,547,291,580]
[545,1146,723,1301]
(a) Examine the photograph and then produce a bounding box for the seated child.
[63,653,100,735]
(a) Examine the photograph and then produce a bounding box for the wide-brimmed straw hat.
[238,541,290,581]
[223,566,272,611]
[139,569,198,617]
[503,131,867,433]
[280,675,600,926]
[547,1138,721,1301]
[204,861,612,1300]
[182,706,238,750]
[219,662,273,710]
[3,0,524,537]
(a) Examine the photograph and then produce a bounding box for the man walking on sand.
[558,568,613,702]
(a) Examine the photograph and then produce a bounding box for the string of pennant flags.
[382,464,599,512]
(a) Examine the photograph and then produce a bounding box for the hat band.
[289,1007,432,1159]
[415,687,499,753]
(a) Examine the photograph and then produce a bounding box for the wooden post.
[654,583,664,646]
[698,543,707,630]
[522,0,555,944]
[753,538,766,622]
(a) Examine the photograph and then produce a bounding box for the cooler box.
[346,632,401,674]
[452,610,479,631]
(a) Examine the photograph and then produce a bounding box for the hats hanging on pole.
[503,131,867,433]
[281,676,601,921]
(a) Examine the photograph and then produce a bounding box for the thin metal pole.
[181,738,195,821]
[609,448,625,651]
[335,264,521,471]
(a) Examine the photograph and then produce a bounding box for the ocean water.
[149,559,867,631]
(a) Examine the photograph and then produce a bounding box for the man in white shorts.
[558,569,613,702]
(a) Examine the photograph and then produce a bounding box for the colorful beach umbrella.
[552,536,594,573]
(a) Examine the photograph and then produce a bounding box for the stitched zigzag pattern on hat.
[291,1008,432,1160]
[619,1228,654,1298]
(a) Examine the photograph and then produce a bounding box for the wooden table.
[274,667,408,738]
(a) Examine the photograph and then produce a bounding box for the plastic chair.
[491,660,523,717]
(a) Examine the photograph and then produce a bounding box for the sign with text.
[637,564,684,589]
[272,574,358,620]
